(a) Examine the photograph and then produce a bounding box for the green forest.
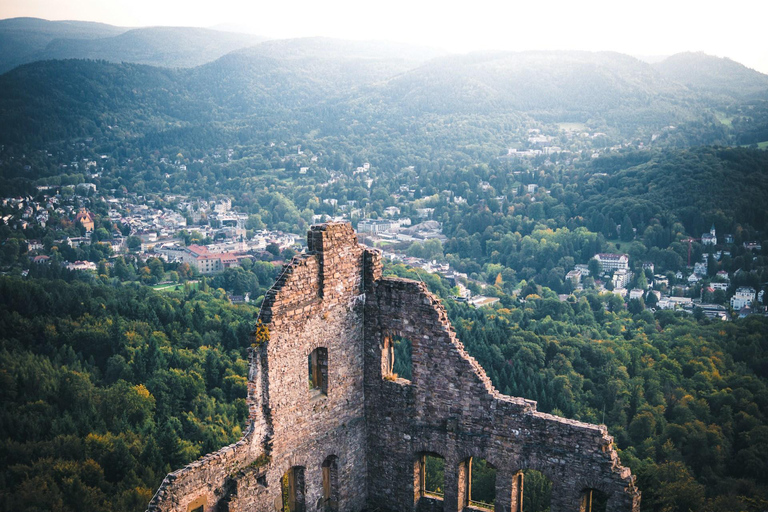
[0,276,255,511]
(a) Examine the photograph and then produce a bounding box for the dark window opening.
[322,456,339,511]
[308,347,328,397]
[580,488,608,512]
[382,332,412,381]
[415,452,446,503]
[281,466,306,512]
[521,469,552,512]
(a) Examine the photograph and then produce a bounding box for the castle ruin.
[147,222,640,512]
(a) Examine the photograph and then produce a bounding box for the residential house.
[731,287,756,310]
[75,207,95,232]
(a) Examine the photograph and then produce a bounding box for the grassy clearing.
[557,122,588,132]
[152,280,200,292]
[715,113,733,126]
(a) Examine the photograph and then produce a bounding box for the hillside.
[0,60,194,145]
[0,17,125,73]
[365,51,699,125]
[33,26,266,69]
[185,37,441,115]
[0,46,740,147]
[654,52,768,99]
[578,146,768,236]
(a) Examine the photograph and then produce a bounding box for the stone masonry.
[146,222,640,512]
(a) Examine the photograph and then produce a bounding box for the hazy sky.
[3,0,768,73]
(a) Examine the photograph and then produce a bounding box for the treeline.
[0,276,257,512]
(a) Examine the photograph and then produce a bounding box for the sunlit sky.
[3,0,768,73]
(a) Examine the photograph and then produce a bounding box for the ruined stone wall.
[364,278,640,512]
[147,222,639,512]
[148,223,374,512]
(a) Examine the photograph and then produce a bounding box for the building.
[612,268,632,289]
[593,253,629,273]
[357,219,398,234]
[75,207,95,232]
[698,304,729,321]
[701,224,717,246]
[565,269,583,285]
[731,287,756,310]
[146,223,640,512]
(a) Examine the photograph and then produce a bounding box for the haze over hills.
[0,17,125,72]
[3,35,767,148]
[365,51,696,120]
[653,52,768,99]
[32,26,266,69]
[0,17,268,72]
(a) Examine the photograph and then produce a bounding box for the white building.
[701,224,717,246]
[612,268,632,289]
[566,269,582,285]
[731,287,756,310]
[357,219,398,234]
[594,253,629,273]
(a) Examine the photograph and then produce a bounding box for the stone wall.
[147,222,639,512]
[364,278,639,512]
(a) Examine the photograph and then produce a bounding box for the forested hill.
[1,45,764,148]
[654,52,768,99]
[365,51,694,119]
[579,147,768,237]
[30,27,266,69]
[0,18,267,73]
[0,17,124,73]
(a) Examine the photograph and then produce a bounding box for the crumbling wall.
[364,278,640,512]
[147,222,639,512]
[148,223,374,512]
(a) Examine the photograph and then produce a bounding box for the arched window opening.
[415,452,446,505]
[521,469,552,512]
[580,488,608,512]
[322,456,339,511]
[308,347,328,397]
[458,457,496,511]
[281,466,306,512]
[382,332,412,381]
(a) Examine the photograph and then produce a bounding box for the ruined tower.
[147,222,640,512]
